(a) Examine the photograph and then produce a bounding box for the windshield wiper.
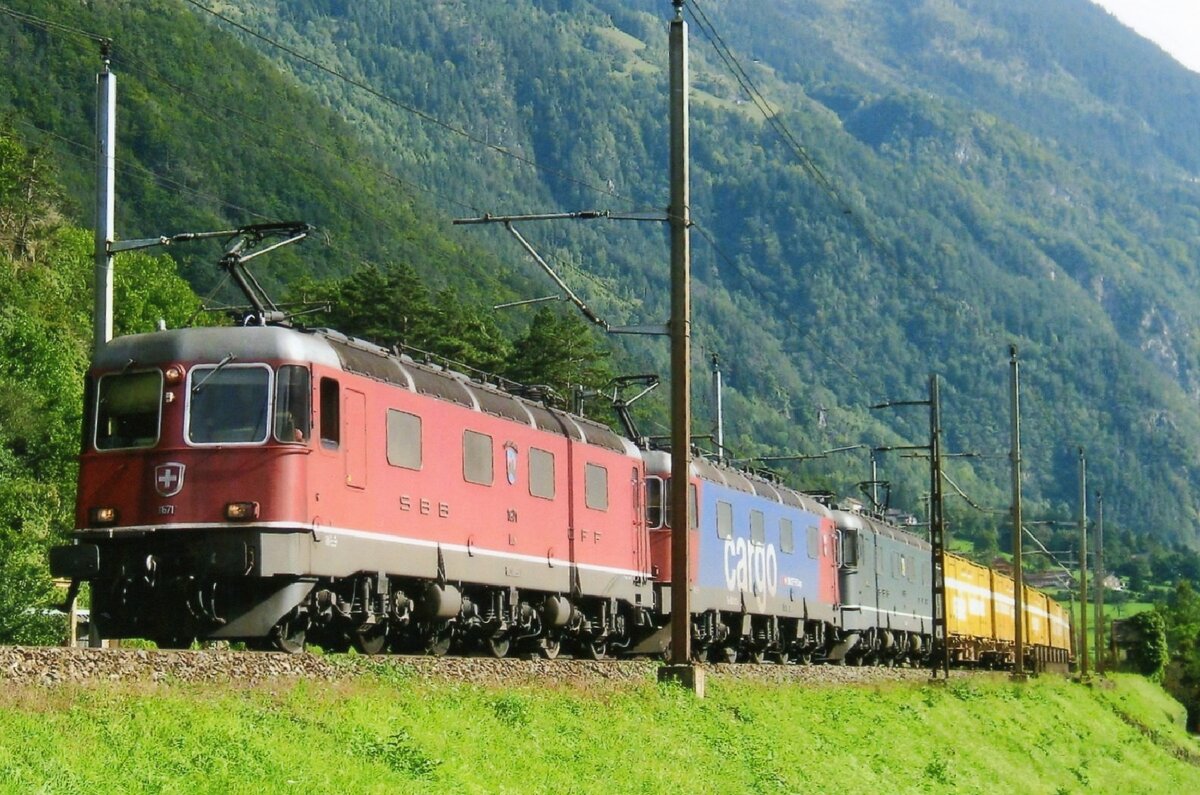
[191,353,237,394]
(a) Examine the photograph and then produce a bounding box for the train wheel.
[539,637,561,660]
[719,646,738,665]
[485,636,511,658]
[352,624,388,656]
[426,623,453,657]
[269,614,306,655]
[746,648,766,664]
[579,640,606,661]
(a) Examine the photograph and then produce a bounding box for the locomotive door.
[856,532,879,624]
[343,388,367,490]
[631,466,647,582]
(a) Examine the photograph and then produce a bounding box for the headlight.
[225,501,260,521]
[89,506,118,526]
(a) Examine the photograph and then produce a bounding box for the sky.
[1091,1,1200,72]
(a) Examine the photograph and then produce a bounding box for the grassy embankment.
[0,667,1196,794]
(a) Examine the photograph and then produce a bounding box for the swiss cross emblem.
[154,462,186,498]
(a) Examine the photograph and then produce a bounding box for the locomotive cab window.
[647,479,698,528]
[584,463,608,510]
[645,476,665,528]
[319,377,340,449]
[96,370,163,450]
[840,530,858,567]
[273,365,311,444]
[187,364,270,445]
[806,526,820,559]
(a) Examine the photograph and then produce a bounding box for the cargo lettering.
[723,537,778,607]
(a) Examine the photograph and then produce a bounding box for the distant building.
[1101,574,1125,592]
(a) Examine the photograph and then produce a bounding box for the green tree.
[430,288,512,374]
[506,307,614,397]
[0,131,61,262]
[299,262,438,349]
[0,126,207,644]
[1124,609,1168,681]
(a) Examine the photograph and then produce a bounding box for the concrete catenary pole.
[1078,448,1089,677]
[1010,345,1025,679]
[93,41,116,349]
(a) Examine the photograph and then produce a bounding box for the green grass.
[1071,600,1154,623]
[0,670,1196,793]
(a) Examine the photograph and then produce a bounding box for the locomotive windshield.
[95,370,163,450]
[187,364,271,444]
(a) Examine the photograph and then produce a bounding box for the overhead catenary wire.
[110,51,484,216]
[12,120,273,222]
[0,2,110,45]
[685,0,982,325]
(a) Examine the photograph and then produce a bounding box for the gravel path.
[0,645,971,688]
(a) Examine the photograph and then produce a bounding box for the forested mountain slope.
[187,0,1200,547]
[6,0,1200,551]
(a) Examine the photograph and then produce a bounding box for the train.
[49,226,1073,667]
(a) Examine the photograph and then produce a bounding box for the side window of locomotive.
[319,377,340,449]
[584,462,608,510]
[645,476,664,528]
[716,500,733,540]
[273,365,311,444]
[529,447,555,499]
[779,518,795,554]
[188,364,270,444]
[463,430,494,485]
[806,526,819,559]
[96,370,163,450]
[841,530,858,567]
[750,510,765,546]
[690,483,698,529]
[386,409,422,469]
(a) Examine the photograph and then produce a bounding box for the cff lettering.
[724,537,778,610]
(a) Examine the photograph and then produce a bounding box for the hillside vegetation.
[192,0,1200,553]
[0,666,1197,794]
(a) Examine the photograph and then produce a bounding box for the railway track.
[1,645,973,688]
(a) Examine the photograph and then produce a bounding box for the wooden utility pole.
[928,374,949,679]
[1010,346,1026,680]
[1078,448,1089,677]
[659,0,703,696]
[870,377,947,677]
[1095,491,1105,675]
